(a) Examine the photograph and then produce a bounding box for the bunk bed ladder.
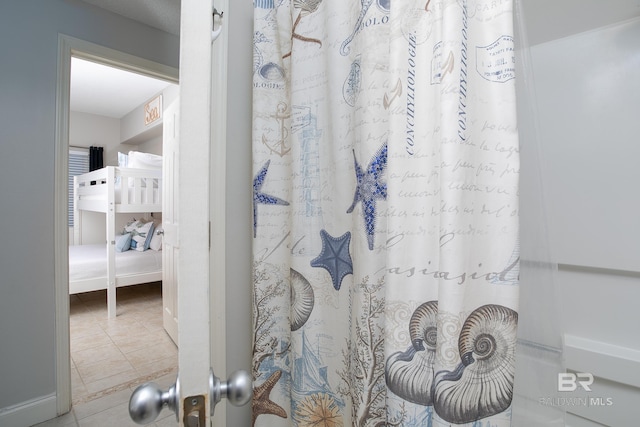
[106,166,117,318]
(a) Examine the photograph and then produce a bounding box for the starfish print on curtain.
[252,0,521,425]
[252,369,287,426]
[310,229,353,290]
[347,142,388,250]
[253,159,289,238]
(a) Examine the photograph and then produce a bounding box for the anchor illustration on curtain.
[252,0,520,426]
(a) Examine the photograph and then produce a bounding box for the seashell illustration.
[409,300,438,352]
[290,268,314,331]
[259,62,285,81]
[386,301,438,405]
[376,0,390,13]
[433,304,518,424]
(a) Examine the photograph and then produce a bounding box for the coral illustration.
[295,393,344,427]
[337,276,405,426]
[283,0,324,58]
[252,261,290,380]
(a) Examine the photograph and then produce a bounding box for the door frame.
[54,34,179,414]
[209,0,230,424]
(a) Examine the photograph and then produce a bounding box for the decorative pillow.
[124,219,156,251]
[149,227,163,251]
[131,237,142,251]
[123,219,140,234]
[115,233,131,253]
[143,222,157,250]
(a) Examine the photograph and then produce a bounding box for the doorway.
[54,35,179,413]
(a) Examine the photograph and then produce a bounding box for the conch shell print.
[434,304,518,423]
[385,301,438,405]
[386,303,518,424]
[290,268,315,331]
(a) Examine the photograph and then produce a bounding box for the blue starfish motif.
[346,143,388,250]
[253,160,289,237]
[310,229,353,290]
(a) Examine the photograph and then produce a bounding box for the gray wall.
[0,0,178,411]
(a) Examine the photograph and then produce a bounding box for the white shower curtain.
[252,1,519,426]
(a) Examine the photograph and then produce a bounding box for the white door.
[175,0,215,423]
[130,0,252,426]
[175,0,256,422]
[162,99,179,345]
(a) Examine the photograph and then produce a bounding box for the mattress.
[69,244,162,282]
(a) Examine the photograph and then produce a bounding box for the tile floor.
[34,282,178,426]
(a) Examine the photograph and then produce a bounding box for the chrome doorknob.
[210,369,252,415]
[129,379,179,424]
[128,369,251,424]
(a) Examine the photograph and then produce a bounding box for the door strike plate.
[183,395,206,427]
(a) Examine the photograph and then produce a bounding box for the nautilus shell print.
[433,304,518,424]
[386,303,518,424]
[385,301,438,405]
[290,268,315,331]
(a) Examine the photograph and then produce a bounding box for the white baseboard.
[0,393,58,427]
[564,334,640,388]
[564,334,640,426]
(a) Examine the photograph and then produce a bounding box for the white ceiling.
[71,0,640,119]
[69,0,180,120]
[70,57,173,119]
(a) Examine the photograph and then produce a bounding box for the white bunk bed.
[71,165,163,318]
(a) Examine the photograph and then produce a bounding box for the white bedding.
[69,244,162,282]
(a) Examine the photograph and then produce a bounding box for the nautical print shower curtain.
[251,1,520,426]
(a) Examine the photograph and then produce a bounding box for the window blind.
[68,150,89,227]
